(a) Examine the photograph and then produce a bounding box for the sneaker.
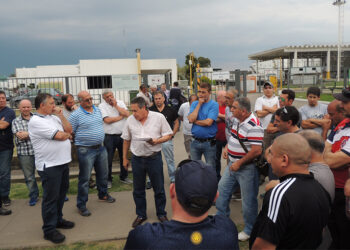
[99,194,116,203]
[158,215,168,223]
[146,181,152,190]
[29,197,39,206]
[120,178,133,184]
[2,196,11,206]
[238,231,250,241]
[0,207,11,216]
[44,229,65,244]
[108,181,112,189]
[57,219,75,229]
[78,207,91,217]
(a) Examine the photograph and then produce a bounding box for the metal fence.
[0,75,134,108]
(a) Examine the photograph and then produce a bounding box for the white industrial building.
[10,55,177,105]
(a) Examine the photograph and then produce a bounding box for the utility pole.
[333,0,346,82]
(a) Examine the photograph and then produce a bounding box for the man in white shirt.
[28,93,74,244]
[122,97,173,228]
[254,82,279,129]
[99,91,130,187]
[136,84,152,108]
[178,94,198,159]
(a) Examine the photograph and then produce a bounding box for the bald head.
[19,99,32,117]
[78,91,90,102]
[217,90,226,106]
[273,133,311,166]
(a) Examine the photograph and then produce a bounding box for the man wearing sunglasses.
[323,89,350,249]
[69,91,115,217]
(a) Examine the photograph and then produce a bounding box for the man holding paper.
[122,97,173,228]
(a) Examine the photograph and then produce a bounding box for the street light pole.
[333,0,346,82]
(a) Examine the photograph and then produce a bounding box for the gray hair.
[227,87,238,98]
[236,97,251,113]
[102,90,113,98]
[150,84,157,89]
[131,97,147,110]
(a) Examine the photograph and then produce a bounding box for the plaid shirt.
[12,113,34,155]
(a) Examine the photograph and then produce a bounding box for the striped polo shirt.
[227,113,263,162]
[69,105,105,146]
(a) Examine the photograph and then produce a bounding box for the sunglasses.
[83,97,93,102]
[279,96,286,102]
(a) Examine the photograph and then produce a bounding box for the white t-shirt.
[121,111,173,157]
[99,100,127,135]
[254,95,279,129]
[28,114,71,171]
[178,102,192,135]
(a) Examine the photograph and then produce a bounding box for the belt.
[193,136,215,142]
[139,151,160,159]
[77,144,101,149]
[105,133,122,136]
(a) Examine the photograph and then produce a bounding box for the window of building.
[87,76,112,89]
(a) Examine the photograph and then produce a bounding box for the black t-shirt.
[249,173,330,249]
[124,215,239,250]
[150,105,178,130]
[0,107,16,151]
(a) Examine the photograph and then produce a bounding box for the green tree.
[184,53,211,80]
[198,57,211,67]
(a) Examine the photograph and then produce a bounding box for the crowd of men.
[0,81,350,249]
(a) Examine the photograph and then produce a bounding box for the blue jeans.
[0,149,13,198]
[161,139,175,183]
[76,145,108,209]
[18,155,39,199]
[215,139,227,182]
[131,152,166,218]
[38,164,69,235]
[190,139,216,170]
[216,161,259,235]
[104,134,127,181]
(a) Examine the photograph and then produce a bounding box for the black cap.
[263,81,273,88]
[175,160,218,213]
[334,89,350,102]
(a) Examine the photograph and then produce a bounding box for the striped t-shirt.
[69,105,105,146]
[227,113,263,162]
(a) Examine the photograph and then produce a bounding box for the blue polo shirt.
[69,105,105,146]
[189,100,219,138]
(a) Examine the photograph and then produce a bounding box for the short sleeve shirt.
[227,113,264,163]
[124,215,239,250]
[0,107,16,151]
[327,118,350,188]
[216,104,227,141]
[69,106,105,146]
[150,105,178,130]
[28,114,71,171]
[189,100,219,138]
[254,95,279,129]
[12,114,34,155]
[249,174,330,249]
[178,102,192,135]
[121,111,173,156]
[99,101,127,134]
[299,103,328,135]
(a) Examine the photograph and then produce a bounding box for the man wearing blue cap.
[124,160,239,249]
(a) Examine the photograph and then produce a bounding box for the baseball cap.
[333,89,350,102]
[263,81,273,88]
[175,160,218,214]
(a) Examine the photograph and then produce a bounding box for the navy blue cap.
[175,160,218,212]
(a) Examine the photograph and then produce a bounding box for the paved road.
[0,93,312,249]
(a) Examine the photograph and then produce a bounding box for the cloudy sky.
[0,0,349,76]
